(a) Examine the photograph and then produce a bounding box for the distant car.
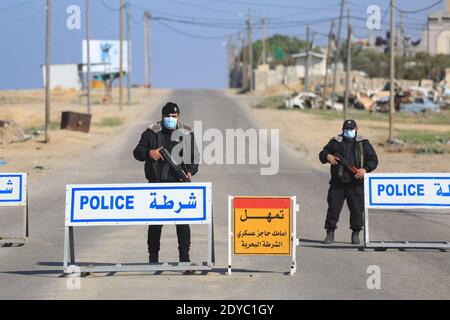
[285,92,320,109]
[325,95,344,111]
[400,97,439,113]
[443,86,450,97]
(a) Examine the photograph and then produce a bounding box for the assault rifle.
[160,148,191,182]
[334,153,358,175]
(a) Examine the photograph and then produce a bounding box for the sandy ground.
[243,97,450,173]
[0,88,171,181]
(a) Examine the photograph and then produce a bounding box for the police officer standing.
[319,120,378,244]
[133,102,199,263]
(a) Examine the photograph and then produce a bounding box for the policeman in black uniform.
[133,102,199,263]
[319,119,378,244]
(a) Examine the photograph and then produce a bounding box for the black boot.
[179,253,191,263]
[149,254,159,264]
[351,231,360,245]
[323,230,335,244]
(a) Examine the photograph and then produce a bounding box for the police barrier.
[227,196,300,276]
[364,173,450,250]
[0,173,28,246]
[63,182,214,274]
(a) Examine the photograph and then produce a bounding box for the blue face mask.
[343,129,356,139]
[163,117,178,130]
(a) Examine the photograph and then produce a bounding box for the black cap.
[343,119,357,130]
[162,102,180,115]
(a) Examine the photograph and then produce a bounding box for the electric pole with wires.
[144,12,152,89]
[86,0,91,114]
[331,0,345,111]
[119,0,124,111]
[126,4,132,105]
[389,0,395,142]
[323,20,335,106]
[45,0,52,143]
[261,16,267,65]
[304,25,311,92]
[344,8,352,120]
[247,10,253,91]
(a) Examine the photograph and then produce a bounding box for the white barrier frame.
[227,196,300,276]
[0,173,28,246]
[364,173,450,250]
[63,183,215,274]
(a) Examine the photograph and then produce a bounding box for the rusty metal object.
[60,111,91,133]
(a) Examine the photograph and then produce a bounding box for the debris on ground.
[0,119,32,144]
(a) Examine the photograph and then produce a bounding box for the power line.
[7,0,44,18]
[207,0,342,11]
[131,4,244,22]
[166,0,240,15]
[269,4,342,20]
[0,0,40,13]
[394,0,443,14]
[155,19,241,40]
[99,0,121,12]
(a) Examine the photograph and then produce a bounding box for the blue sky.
[0,0,445,90]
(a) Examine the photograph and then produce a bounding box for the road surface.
[0,90,449,299]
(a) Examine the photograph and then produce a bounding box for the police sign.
[65,183,212,226]
[365,173,450,208]
[0,173,27,207]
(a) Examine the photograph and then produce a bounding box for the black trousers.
[324,183,364,232]
[147,225,191,262]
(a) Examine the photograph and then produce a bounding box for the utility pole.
[323,20,335,105]
[261,16,267,65]
[247,10,253,91]
[86,0,91,114]
[427,18,430,56]
[344,9,352,120]
[227,35,233,88]
[397,12,404,57]
[389,0,395,142]
[119,0,124,111]
[126,4,131,105]
[237,32,243,88]
[45,0,52,143]
[144,12,151,89]
[304,25,311,92]
[243,35,248,90]
[331,0,345,110]
[236,32,242,66]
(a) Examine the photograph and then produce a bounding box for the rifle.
[334,153,358,175]
[159,148,191,182]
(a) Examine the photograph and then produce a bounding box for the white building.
[292,52,327,79]
[41,64,82,90]
[420,0,450,55]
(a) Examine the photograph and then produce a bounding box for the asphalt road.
[0,89,448,299]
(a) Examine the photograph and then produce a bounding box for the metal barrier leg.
[63,227,70,269]
[23,202,29,239]
[227,196,232,276]
[290,197,298,276]
[364,207,369,247]
[207,208,214,267]
[69,226,75,265]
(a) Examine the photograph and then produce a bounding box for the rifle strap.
[359,141,364,169]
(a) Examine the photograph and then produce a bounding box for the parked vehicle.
[285,92,321,109]
[400,97,439,113]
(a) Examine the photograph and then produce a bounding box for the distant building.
[420,0,450,55]
[292,51,327,79]
[41,64,82,90]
